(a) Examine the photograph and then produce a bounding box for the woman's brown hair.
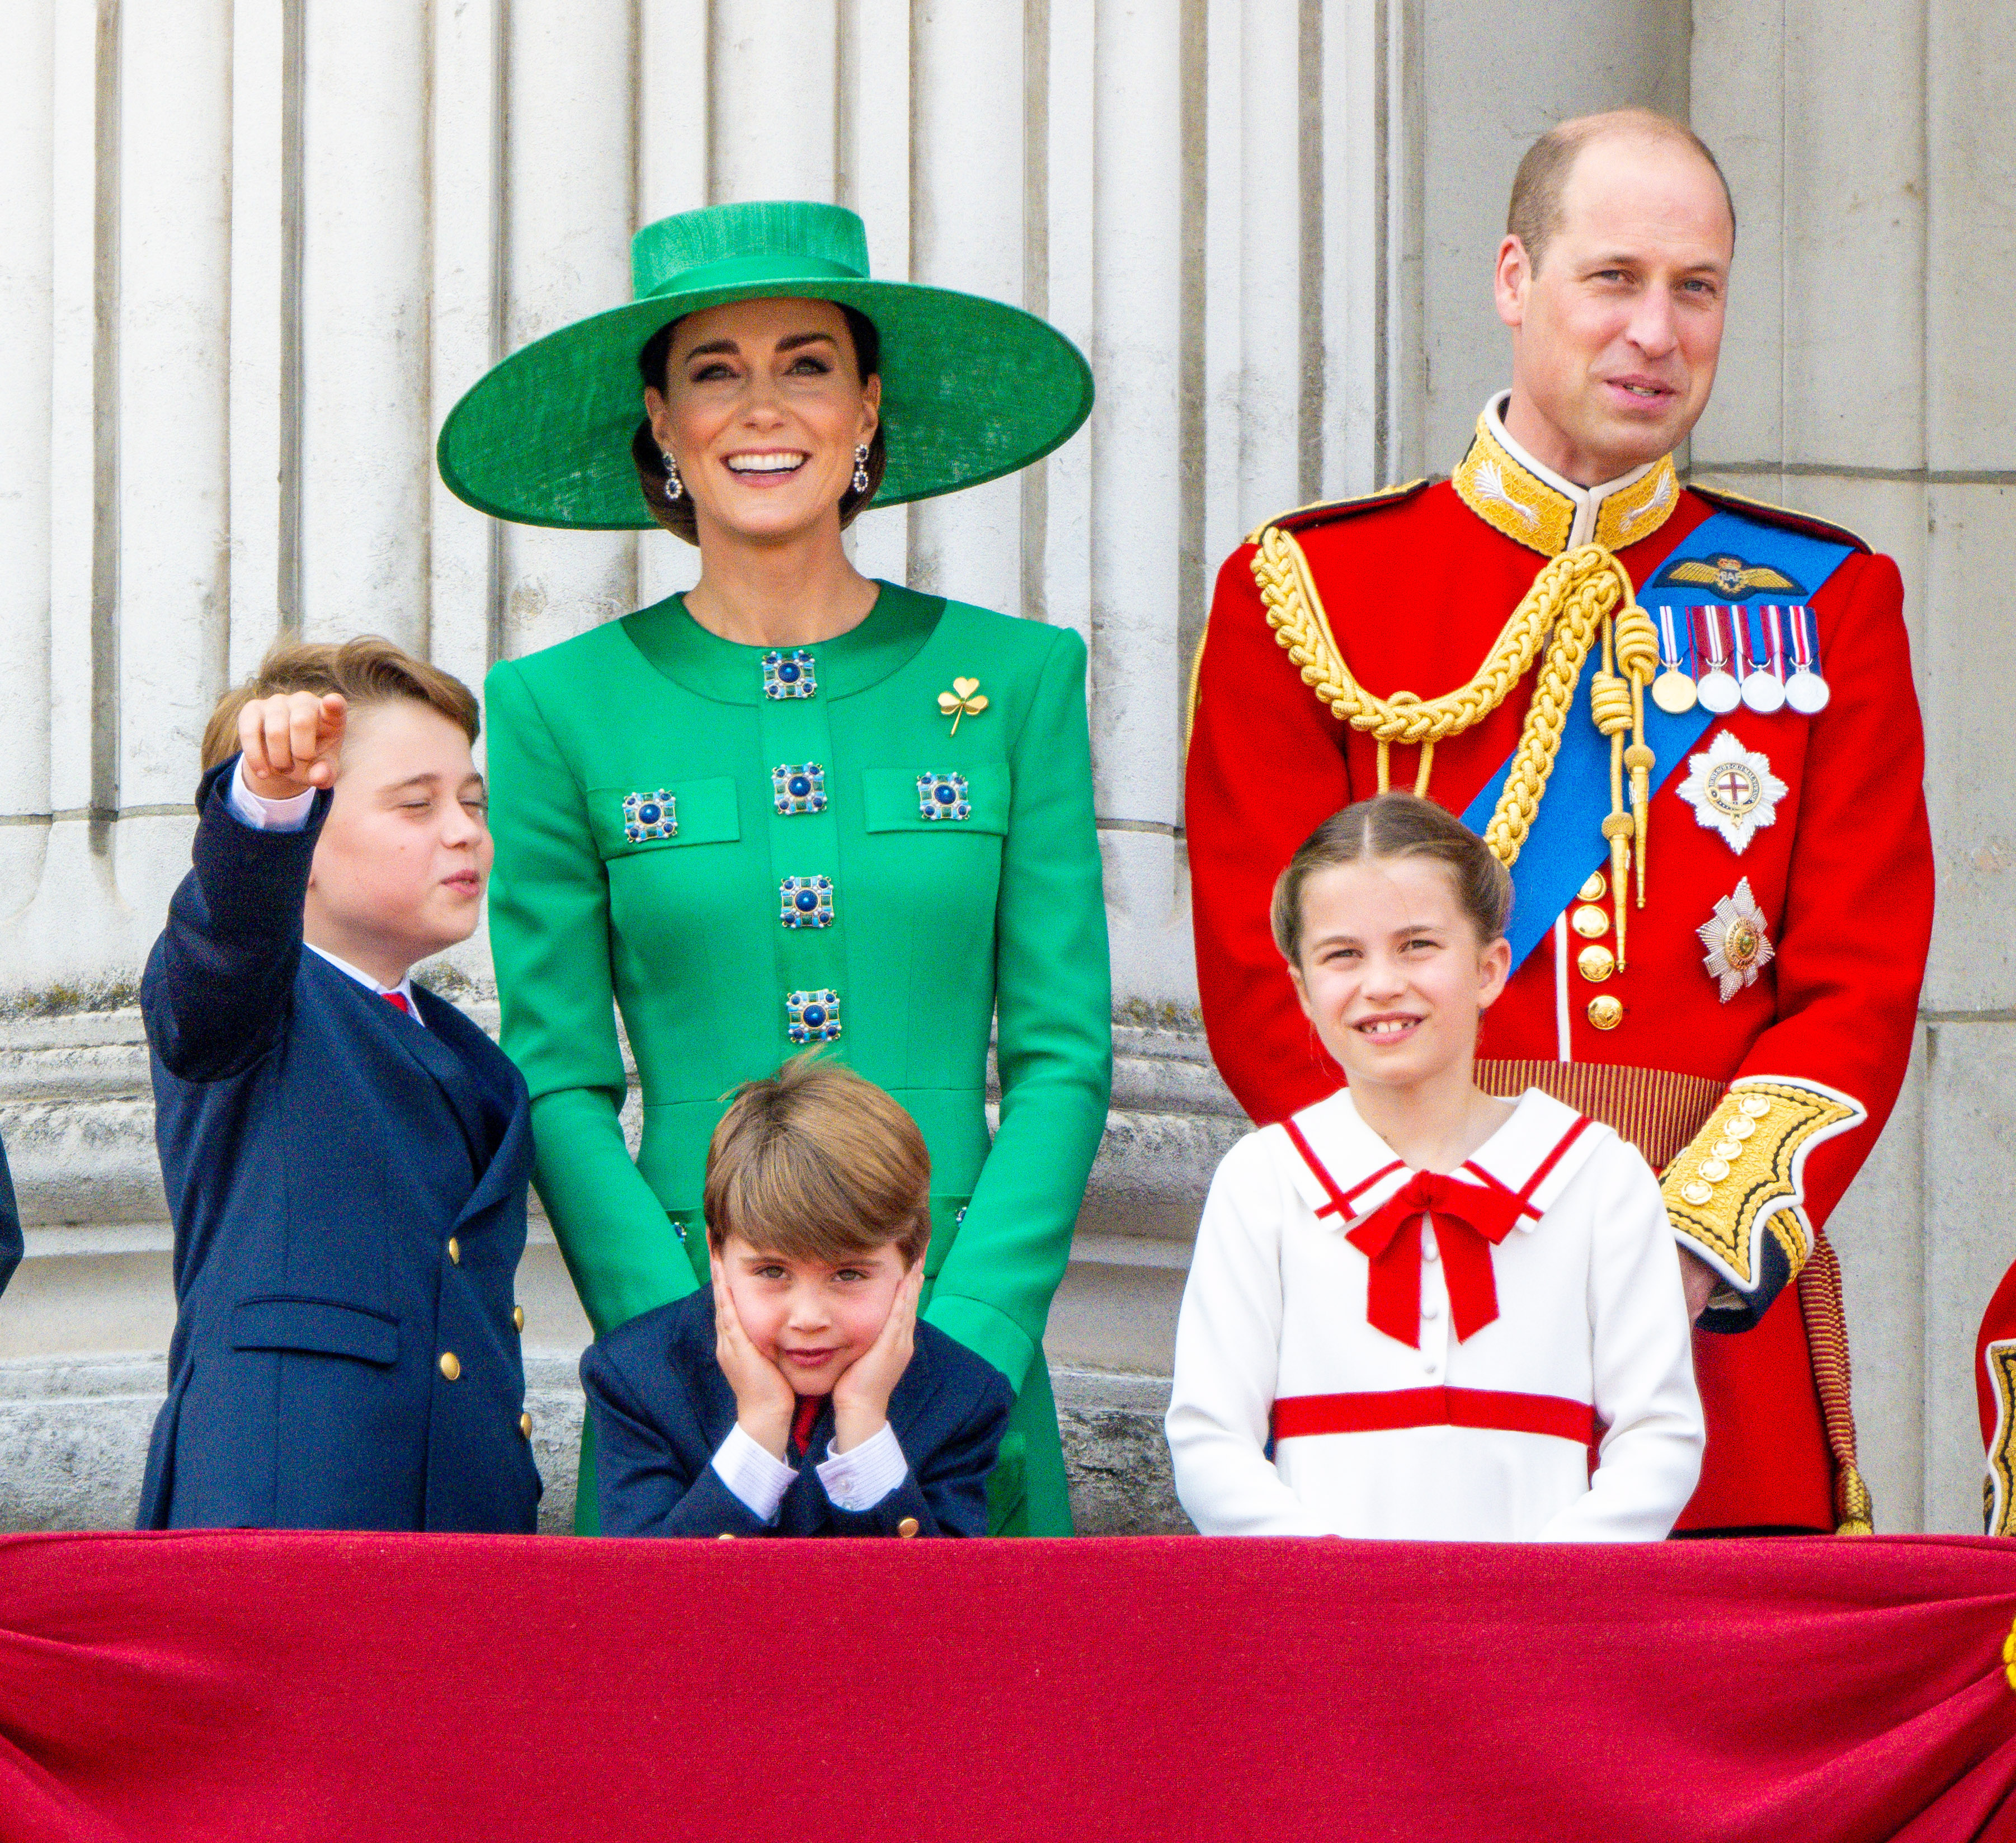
[631,303,888,545]
[1271,792,1513,963]
[703,1051,931,1268]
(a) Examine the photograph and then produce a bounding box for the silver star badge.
[1677,730,1788,855]
[1698,877,1775,1002]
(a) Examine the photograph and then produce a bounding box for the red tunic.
[1186,439,1933,1532]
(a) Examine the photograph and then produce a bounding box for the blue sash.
[1459,508,1855,970]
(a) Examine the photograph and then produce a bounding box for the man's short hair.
[200,637,481,778]
[1508,108,1736,272]
[704,1053,932,1268]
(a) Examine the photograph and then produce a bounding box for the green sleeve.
[484,659,697,1336]
[922,624,1112,1389]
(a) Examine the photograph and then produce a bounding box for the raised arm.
[484,660,698,1336]
[921,625,1111,1394]
[142,759,331,1083]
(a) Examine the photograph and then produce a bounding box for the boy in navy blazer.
[582,1056,1011,1538]
[139,638,540,1532]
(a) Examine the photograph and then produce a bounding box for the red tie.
[1345,1172,1523,1350]
[382,990,412,1017]
[790,1395,823,1460]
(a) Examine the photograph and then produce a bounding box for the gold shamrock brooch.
[938,677,988,735]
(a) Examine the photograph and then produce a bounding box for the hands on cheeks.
[238,690,347,800]
[832,1261,923,1456]
[711,1255,798,1460]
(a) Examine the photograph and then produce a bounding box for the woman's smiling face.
[645,297,880,548]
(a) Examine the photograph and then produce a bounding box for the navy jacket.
[0,1133,18,1301]
[137,759,540,1532]
[583,1286,1012,1537]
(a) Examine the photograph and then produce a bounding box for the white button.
[1420,1225,1439,1263]
[1421,1354,1438,1373]
[1421,1296,1442,1320]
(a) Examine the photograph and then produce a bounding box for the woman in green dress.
[436,200,1110,1535]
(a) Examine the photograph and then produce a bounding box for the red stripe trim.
[1270,1387,1600,1447]
[1460,1113,1596,1223]
[1280,1118,1403,1220]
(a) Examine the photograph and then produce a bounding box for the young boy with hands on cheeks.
[138,640,540,1532]
[1166,793,1703,1542]
[581,1055,1011,1538]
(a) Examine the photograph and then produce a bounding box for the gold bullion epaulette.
[1984,1341,2016,1537]
[1688,485,1872,556]
[1243,479,1433,547]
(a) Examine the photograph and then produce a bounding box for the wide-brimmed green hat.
[436,199,1093,529]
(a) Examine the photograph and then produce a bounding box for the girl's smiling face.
[1287,855,1512,1094]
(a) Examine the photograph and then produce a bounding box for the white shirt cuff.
[227,759,317,834]
[814,1420,908,1512]
[710,1423,797,1524]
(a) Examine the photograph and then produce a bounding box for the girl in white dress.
[1167,793,1703,1540]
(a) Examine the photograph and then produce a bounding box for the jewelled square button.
[917,772,971,821]
[773,763,827,815]
[762,649,817,699]
[620,790,677,844]
[786,989,842,1043]
[780,875,835,929]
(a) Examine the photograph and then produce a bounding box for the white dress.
[1166,1086,1703,1541]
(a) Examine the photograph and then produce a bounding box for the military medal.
[1784,604,1831,714]
[1694,607,1741,713]
[1677,729,1788,854]
[1697,877,1775,1001]
[1650,604,1697,714]
[1739,605,1786,714]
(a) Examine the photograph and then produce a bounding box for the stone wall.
[1,0,2009,1535]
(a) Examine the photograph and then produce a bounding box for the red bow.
[1346,1172,1523,1350]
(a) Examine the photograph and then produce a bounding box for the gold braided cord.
[1251,524,1656,887]
[1252,525,1554,747]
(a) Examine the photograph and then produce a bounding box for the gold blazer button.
[439,1352,461,1382]
[1586,995,1623,1030]
[897,1516,921,1539]
[1577,944,1615,984]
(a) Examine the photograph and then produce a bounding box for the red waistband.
[1270,1387,1600,1447]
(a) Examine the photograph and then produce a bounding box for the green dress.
[483,582,1112,1534]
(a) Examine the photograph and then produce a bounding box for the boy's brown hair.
[1271,791,1513,964]
[703,1053,931,1268]
[199,637,481,782]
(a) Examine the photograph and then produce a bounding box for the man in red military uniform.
[1186,109,1933,1534]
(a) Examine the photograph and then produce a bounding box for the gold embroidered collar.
[1452,393,1679,557]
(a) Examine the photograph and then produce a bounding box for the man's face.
[1496,134,1734,484]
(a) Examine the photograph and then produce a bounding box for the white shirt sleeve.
[1538,1137,1706,1541]
[814,1421,908,1511]
[710,1423,798,1524]
[1165,1135,1332,1536]
[227,759,317,834]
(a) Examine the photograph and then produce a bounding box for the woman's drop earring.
[661,450,683,501]
[852,443,870,497]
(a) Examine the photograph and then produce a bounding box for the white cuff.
[814,1419,908,1512]
[228,759,316,834]
[710,1423,797,1524]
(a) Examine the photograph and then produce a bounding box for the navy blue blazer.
[582,1286,1012,1538]
[137,759,540,1532]
[0,1132,19,1301]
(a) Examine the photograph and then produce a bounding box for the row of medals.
[1647,603,1830,719]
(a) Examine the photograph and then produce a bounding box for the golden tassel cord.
[1252,525,1659,921]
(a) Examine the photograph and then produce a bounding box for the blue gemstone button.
[621,789,677,844]
[786,988,842,1043]
[917,771,971,821]
[762,649,818,699]
[780,875,835,929]
[773,763,827,815]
